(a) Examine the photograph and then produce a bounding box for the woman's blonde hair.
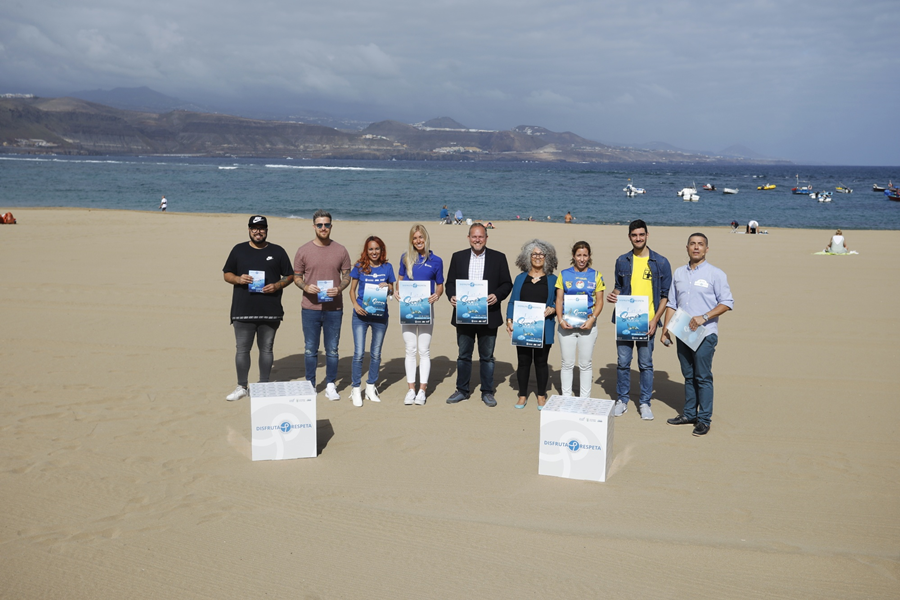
[405,224,431,277]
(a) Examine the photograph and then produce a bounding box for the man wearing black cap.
[222,215,294,401]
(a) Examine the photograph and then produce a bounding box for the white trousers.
[402,323,433,385]
[557,324,598,398]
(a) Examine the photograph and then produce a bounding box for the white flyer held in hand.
[666,308,708,351]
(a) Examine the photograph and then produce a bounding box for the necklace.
[529,272,544,284]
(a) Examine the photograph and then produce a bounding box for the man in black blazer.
[445,223,513,407]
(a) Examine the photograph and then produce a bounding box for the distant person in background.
[486,222,495,229]
[439,205,450,224]
[825,229,849,254]
[730,220,739,232]
[159,195,167,212]
[747,219,759,234]
[565,211,574,223]
[455,209,464,225]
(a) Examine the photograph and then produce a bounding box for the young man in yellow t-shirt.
[605,220,672,420]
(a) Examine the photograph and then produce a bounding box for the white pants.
[402,323,433,385]
[557,324,598,397]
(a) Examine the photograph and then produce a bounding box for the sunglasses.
[315,222,333,229]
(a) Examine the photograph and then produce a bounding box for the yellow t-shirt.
[630,255,655,320]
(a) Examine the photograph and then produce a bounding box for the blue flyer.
[249,270,265,294]
[511,301,545,348]
[398,280,432,325]
[456,279,488,325]
[362,283,389,317]
[666,308,708,351]
[562,294,590,327]
[317,279,333,303]
[615,295,649,341]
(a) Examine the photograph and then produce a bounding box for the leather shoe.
[692,422,710,436]
[481,393,497,407]
[446,391,469,404]
[667,414,696,426]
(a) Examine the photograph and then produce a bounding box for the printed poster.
[563,294,590,327]
[317,279,333,303]
[511,301,545,348]
[615,295,649,341]
[362,283,389,317]
[666,308,708,351]
[456,279,488,325]
[398,280,432,325]
[249,270,265,293]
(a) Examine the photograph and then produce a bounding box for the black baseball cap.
[248,215,268,229]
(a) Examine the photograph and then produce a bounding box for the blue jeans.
[351,313,388,387]
[616,334,656,406]
[301,308,343,388]
[455,325,497,396]
[676,334,718,425]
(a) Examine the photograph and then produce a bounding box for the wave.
[218,166,238,170]
[264,164,384,171]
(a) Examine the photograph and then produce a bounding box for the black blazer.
[445,246,513,328]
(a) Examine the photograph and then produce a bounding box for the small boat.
[873,184,886,192]
[723,188,739,195]
[835,185,853,193]
[702,184,716,191]
[814,191,833,203]
[886,189,900,201]
[623,180,646,197]
[757,183,776,190]
[792,175,813,195]
[678,183,699,202]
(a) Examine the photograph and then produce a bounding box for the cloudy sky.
[2,0,898,165]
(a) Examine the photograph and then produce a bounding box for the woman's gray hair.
[515,239,558,274]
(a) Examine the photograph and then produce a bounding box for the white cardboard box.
[539,395,615,482]
[248,381,317,461]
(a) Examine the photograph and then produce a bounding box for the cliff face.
[0,98,790,164]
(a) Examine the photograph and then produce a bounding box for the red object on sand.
[2,212,16,224]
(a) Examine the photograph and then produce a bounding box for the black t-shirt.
[223,241,294,322]
[521,275,548,304]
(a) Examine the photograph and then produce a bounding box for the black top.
[445,247,513,328]
[520,275,548,304]
[223,241,293,322]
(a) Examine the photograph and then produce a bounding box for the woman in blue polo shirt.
[349,236,396,407]
[555,241,605,398]
[397,224,444,406]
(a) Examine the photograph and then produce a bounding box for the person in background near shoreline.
[565,211,574,223]
[825,229,849,253]
[506,239,558,410]
[348,236,395,407]
[747,219,759,234]
[555,241,605,398]
[222,215,294,401]
[606,220,672,421]
[446,223,512,407]
[398,224,444,406]
[159,195,167,212]
[293,209,351,400]
[440,205,450,224]
[455,209,464,225]
[662,233,734,437]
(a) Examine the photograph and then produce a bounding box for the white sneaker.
[365,384,381,402]
[325,382,340,401]
[351,387,363,407]
[414,389,427,405]
[404,389,416,405]
[226,385,248,401]
[640,404,654,420]
[614,400,628,417]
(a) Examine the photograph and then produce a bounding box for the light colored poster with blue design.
[666,308,708,351]
[398,280,432,325]
[456,279,488,325]
[615,295,649,341]
[563,294,590,327]
[511,301,545,348]
[362,283,388,317]
[317,280,333,303]
[249,270,265,293]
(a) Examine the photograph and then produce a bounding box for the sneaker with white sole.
[414,389,427,405]
[351,387,363,407]
[365,385,381,402]
[639,404,654,420]
[226,385,249,401]
[325,382,340,401]
[614,400,628,417]
[404,389,416,405]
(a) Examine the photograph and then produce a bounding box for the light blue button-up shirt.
[667,260,734,336]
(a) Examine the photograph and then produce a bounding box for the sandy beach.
[1,208,897,599]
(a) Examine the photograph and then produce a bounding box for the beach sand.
[1,209,897,598]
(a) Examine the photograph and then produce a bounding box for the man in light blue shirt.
[661,233,734,436]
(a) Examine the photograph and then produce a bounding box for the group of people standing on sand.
[223,211,734,437]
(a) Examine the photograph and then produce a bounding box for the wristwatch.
[702,313,709,322]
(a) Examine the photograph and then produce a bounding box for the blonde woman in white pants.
[398,224,444,405]
[555,241,605,398]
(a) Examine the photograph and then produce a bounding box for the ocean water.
[1,155,897,229]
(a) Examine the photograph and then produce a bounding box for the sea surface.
[2,155,898,229]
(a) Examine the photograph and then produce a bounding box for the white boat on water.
[723,188,739,195]
[813,191,833,203]
[678,183,699,202]
[623,180,646,197]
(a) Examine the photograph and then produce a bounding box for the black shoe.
[482,393,497,407]
[692,422,710,436]
[446,391,469,404]
[667,414,696,426]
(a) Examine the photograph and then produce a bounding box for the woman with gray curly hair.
[505,239,559,409]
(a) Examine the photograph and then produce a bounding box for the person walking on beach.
[445,223,512,407]
[555,241,605,398]
[222,215,294,401]
[606,220,672,420]
[348,236,395,407]
[398,224,444,406]
[159,195,167,212]
[293,210,351,400]
[661,233,734,437]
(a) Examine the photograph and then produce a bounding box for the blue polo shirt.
[350,263,396,318]
[398,251,444,294]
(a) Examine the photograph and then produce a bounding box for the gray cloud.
[1,0,897,164]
